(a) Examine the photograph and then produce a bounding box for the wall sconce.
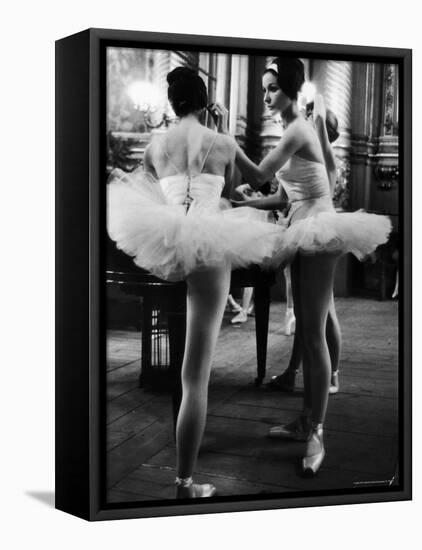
[301,81,317,103]
[127,80,169,131]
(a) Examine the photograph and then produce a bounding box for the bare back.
[145,124,236,185]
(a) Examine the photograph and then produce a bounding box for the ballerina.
[213,57,391,475]
[269,101,342,395]
[107,67,285,496]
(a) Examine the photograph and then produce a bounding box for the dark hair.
[167,67,207,117]
[325,109,340,143]
[306,102,340,143]
[265,57,305,100]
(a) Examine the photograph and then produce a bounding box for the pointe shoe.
[231,309,247,324]
[268,368,297,392]
[175,476,217,498]
[192,483,217,497]
[329,371,340,394]
[302,424,325,476]
[284,308,296,335]
[268,414,312,441]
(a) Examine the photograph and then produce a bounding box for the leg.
[326,294,342,394]
[291,255,311,411]
[298,253,339,475]
[284,266,296,335]
[269,331,302,391]
[227,293,242,312]
[284,265,294,309]
[288,332,302,372]
[254,278,271,385]
[299,254,338,424]
[273,290,341,394]
[175,264,230,496]
[242,286,254,311]
[268,256,311,440]
[268,264,301,391]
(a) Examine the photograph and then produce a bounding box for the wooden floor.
[106,297,399,503]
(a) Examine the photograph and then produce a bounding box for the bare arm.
[235,122,306,190]
[232,184,287,210]
[314,118,336,194]
[143,143,159,179]
[211,102,305,191]
[313,95,337,194]
[221,136,236,200]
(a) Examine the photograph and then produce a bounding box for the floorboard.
[105,297,400,502]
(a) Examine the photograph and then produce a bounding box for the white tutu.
[282,202,392,260]
[107,168,286,281]
[276,155,392,260]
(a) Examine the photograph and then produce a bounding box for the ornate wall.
[310,59,399,297]
[349,62,399,222]
[349,61,399,297]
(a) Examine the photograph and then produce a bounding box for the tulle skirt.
[107,170,286,281]
[280,197,392,260]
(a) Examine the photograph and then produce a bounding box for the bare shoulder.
[147,134,166,159]
[284,117,315,148]
[201,126,234,147]
[215,133,237,155]
[143,141,153,161]
[286,117,309,137]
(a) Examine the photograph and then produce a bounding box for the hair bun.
[269,57,305,100]
[167,66,207,117]
[167,66,197,85]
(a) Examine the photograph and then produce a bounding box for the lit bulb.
[301,81,317,104]
[127,81,160,111]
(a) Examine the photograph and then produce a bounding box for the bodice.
[276,154,331,202]
[276,154,334,224]
[159,173,225,210]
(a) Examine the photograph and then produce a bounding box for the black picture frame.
[55,27,412,521]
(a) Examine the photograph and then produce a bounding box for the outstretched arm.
[211,103,305,190]
[235,125,303,189]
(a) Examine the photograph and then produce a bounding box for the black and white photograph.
[103,39,406,509]
[4,0,421,546]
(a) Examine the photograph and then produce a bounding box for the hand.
[233,184,254,200]
[208,102,229,134]
[313,94,327,122]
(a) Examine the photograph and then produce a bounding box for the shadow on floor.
[25,491,55,508]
